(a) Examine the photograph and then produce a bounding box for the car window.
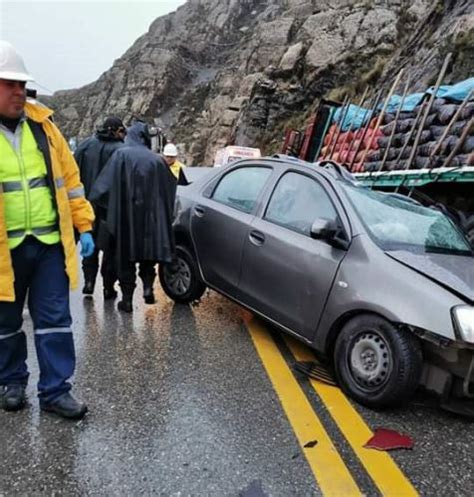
[341,183,472,255]
[212,167,271,214]
[265,172,338,235]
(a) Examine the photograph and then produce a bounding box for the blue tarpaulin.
[384,93,425,113]
[332,77,474,130]
[385,78,474,112]
[332,104,373,132]
[428,77,474,101]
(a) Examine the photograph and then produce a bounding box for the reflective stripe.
[0,329,23,340]
[2,180,22,193]
[55,177,65,188]
[33,225,59,235]
[6,228,26,238]
[67,186,85,199]
[1,123,59,252]
[35,327,72,336]
[1,176,48,193]
[7,224,59,238]
[29,177,48,189]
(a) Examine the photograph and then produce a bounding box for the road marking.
[245,314,362,497]
[286,337,419,497]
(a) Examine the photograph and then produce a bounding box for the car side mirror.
[310,218,349,250]
[310,218,337,239]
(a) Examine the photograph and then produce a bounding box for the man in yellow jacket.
[162,143,186,180]
[0,41,95,419]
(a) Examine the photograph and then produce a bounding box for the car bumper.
[421,342,474,402]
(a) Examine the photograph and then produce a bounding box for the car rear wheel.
[159,246,206,304]
[334,314,423,408]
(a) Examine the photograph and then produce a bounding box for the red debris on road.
[364,428,414,451]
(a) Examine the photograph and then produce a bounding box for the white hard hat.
[0,41,34,82]
[163,143,178,156]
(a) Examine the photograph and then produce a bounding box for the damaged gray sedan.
[160,156,474,414]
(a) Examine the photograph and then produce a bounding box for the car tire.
[334,314,423,408]
[159,246,206,304]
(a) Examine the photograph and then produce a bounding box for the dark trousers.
[82,246,117,289]
[0,237,74,403]
[119,261,156,296]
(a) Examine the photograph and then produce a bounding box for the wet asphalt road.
[0,278,473,496]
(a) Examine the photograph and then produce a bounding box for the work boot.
[117,289,133,312]
[0,384,26,412]
[117,299,133,313]
[41,392,88,420]
[141,273,156,305]
[118,283,134,313]
[143,284,155,304]
[103,286,118,300]
[82,279,95,295]
[82,264,98,295]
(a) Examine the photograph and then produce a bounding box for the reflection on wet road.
[1,282,473,496]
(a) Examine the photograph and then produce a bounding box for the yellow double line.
[245,314,418,497]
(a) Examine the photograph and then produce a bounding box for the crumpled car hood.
[387,250,474,303]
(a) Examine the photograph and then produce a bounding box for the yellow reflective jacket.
[0,102,95,302]
[170,160,185,180]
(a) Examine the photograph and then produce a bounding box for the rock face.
[45,0,473,165]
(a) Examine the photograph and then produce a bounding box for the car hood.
[387,250,474,303]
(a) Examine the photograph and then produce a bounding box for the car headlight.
[452,306,474,343]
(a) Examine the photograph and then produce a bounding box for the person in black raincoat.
[74,116,126,299]
[89,120,177,313]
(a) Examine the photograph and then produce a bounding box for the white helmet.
[0,41,34,82]
[163,143,178,156]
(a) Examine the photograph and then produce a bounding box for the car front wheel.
[334,314,423,408]
[159,246,206,304]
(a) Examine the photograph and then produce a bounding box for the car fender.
[313,235,465,354]
[173,191,212,286]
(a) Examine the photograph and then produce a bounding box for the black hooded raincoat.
[89,122,177,268]
[74,129,124,198]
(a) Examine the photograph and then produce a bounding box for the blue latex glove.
[80,232,95,258]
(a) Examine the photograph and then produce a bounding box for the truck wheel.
[159,246,206,304]
[334,314,422,408]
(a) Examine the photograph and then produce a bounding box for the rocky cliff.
[44,0,473,165]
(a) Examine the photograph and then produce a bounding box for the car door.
[238,171,349,341]
[190,165,272,297]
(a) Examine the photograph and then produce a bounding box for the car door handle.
[194,205,205,217]
[249,230,265,246]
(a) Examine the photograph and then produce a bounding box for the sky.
[0,0,186,94]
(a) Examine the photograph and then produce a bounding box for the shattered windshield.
[341,183,472,255]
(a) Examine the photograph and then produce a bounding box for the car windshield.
[341,183,472,256]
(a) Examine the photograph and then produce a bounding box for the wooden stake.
[322,95,348,160]
[348,88,384,171]
[359,69,404,167]
[441,117,474,169]
[403,53,453,171]
[338,86,369,164]
[378,77,411,172]
[428,88,474,168]
[394,100,426,168]
[328,96,352,160]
